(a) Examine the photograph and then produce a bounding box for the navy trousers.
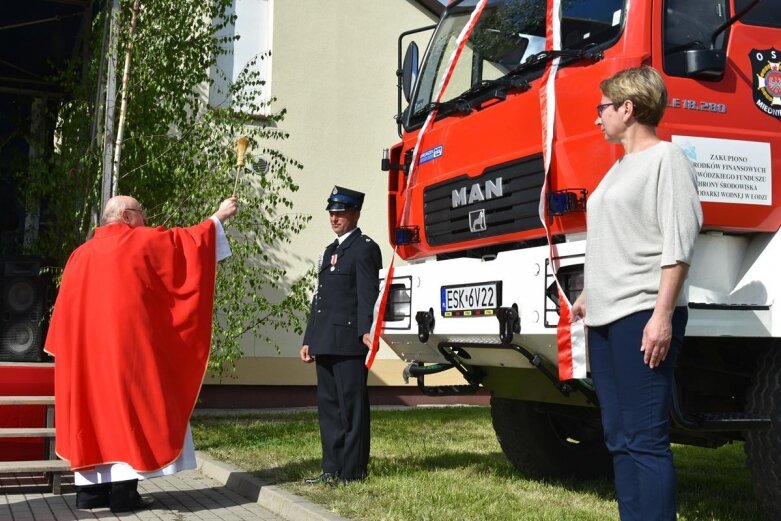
[314,354,370,480]
[588,307,687,521]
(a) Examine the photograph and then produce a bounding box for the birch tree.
[20,0,312,372]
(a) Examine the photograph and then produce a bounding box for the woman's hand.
[642,311,673,369]
[643,263,688,368]
[571,292,586,322]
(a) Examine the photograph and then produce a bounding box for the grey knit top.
[584,141,703,327]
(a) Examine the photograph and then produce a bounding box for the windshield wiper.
[409,97,475,120]
[451,76,532,109]
[460,76,530,99]
[409,100,468,120]
[511,45,604,74]
[438,98,474,115]
[410,75,531,120]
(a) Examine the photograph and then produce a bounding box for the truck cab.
[381,1,781,518]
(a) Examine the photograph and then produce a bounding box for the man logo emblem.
[469,209,487,233]
[750,48,781,119]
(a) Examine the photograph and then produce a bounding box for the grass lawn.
[191,407,766,521]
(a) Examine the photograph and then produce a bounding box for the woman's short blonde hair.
[600,65,668,127]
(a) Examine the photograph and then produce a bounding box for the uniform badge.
[330,253,337,271]
[750,48,781,120]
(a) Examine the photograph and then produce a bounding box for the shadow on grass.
[249,456,322,483]
[250,450,616,498]
[249,447,767,521]
[376,450,618,498]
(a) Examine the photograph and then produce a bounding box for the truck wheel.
[490,396,612,479]
[745,348,781,520]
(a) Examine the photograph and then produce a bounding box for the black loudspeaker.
[0,257,48,362]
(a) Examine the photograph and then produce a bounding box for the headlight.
[384,283,411,322]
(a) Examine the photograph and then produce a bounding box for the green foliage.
[17,0,312,373]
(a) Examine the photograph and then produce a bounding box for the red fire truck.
[381,0,781,517]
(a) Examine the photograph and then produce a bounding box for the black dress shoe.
[76,483,111,509]
[76,494,110,509]
[304,472,338,484]
[110,492,154,513]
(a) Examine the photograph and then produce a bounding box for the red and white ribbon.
[537,0,587,380]
[367,0,489,369]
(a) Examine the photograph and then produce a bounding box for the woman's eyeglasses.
[596,102,617,117]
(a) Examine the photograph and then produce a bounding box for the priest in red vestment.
[44,194,237,512]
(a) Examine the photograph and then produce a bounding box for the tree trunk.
[111,0,140,193]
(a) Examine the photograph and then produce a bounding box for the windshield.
[409,0,625,120]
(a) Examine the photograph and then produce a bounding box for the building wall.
[204,1,449,390]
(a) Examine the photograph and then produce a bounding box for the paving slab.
[0,451,348,521]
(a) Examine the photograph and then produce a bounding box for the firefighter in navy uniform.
[300,186,382,485]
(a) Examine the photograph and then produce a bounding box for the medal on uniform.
[330,253,337,271]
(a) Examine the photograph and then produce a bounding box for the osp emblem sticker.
[751,48,781,119]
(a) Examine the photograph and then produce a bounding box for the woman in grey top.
[571,66,702,521]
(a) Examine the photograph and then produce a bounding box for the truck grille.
[423,154,544,246]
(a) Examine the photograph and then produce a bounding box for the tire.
[490,396,612,480]
[745,348,781,521]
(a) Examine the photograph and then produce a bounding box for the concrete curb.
[195,451,349,521]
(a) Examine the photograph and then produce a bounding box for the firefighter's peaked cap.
[326,186,364,211]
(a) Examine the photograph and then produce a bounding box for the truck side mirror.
[683,48,727,80]
[402,42,420,103]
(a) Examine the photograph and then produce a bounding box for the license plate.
[441,281,501,317]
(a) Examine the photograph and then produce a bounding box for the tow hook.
[496,305,520,344]
[415,309,435,343]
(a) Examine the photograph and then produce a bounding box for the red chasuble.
[45,219,217,472]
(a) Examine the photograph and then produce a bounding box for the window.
[734,0,781,29]
[663,0,728,78]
